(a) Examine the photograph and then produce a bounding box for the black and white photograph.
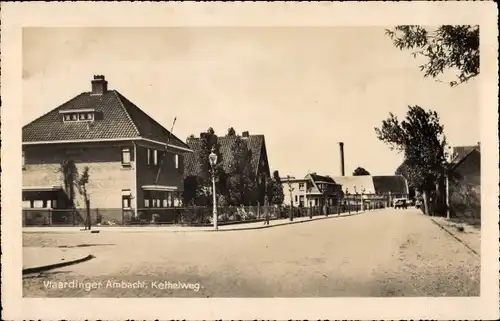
[2,2,498,320]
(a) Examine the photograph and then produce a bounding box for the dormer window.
[60,109,95,122]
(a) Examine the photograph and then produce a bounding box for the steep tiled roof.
[308,173,335,184]
[451,144,480,168]
[184,135,265,177]
[372,175,408,195]
[22,89,189,150]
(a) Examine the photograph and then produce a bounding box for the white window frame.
[175,154,179,169]
[121,147,131,166]
[153,150,158,166]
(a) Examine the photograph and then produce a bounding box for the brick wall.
[23,142,135,209]
[449,150,481,219]
[134,142,186,207]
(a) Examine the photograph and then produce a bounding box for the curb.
[22,254,95,275]
[23,210,372,234]
[429,218,479,256]
[201,210,368,233]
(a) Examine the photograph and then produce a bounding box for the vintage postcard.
[1,1,499,320]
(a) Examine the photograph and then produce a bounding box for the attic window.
[60,109,95,122]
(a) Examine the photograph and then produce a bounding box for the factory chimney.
[339,142,345,176]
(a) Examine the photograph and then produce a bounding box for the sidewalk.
[23,209,373,234]
[23,247,94,274]
[430,216,480,255]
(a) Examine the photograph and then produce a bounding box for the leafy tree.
[196,129,226,206]
[58,159,78,207]
[58,161,92,228]
[353,167,371,176]
[77,166,91,230]
[268,170,284,205]
[375,105,449,215]
[227,127,236,136]
[226,135,256,205]
[395,160,416,200]
[385,25,479,87]
[182,175,200,206]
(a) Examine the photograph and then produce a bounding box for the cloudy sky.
[22,27,479,177]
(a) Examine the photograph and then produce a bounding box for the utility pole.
[287,175,294,221]
[155,117,177,185]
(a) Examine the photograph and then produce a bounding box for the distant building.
[22,75,192,219]
[331,175,409,206]
[281,173,343,208]
[447,143,481,219]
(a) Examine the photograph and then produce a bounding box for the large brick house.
[22,75,192,218]
[184,131,271,205]
[447,143,481,220]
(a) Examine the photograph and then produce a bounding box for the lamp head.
[209,147,218,166]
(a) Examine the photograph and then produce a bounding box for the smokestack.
[339,142,345,176]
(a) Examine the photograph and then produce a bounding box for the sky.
[22,27,480,178]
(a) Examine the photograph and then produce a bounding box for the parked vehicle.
[393,198,408,209]
[415,199,422,209]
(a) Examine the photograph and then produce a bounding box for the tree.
[385,25,479,87]
[268,170,284,205]
[226,135,256,205]
[77,166,91,230]
[353,167,370,176]
[227,127,236,136]
[196,128,226,206]
[395,160,416,200]
[58,159,78,208]
[375,105,449,215]
[58,161,91,228]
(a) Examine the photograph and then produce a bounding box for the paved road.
[23,208,480,297]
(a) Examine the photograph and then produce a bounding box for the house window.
[299,183,304,191]
[147,149,158,166]
[295,195,298,202]
[175,154,179,169]
[121,147,131,166]
[144,199,150,208]
[315,199,319,206]
[22,150,26,169]
[51,200,58,209]
[62,112,94,122]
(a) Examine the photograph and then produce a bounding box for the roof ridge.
[112,90,140,136]
[23,92,87,128]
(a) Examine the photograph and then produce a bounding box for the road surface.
[23,208,480,297]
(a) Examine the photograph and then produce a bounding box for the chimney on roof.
[339,142,345,176]
[242,131,249,138]
[91,75,108,95]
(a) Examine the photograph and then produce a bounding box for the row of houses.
[282,173,409,209]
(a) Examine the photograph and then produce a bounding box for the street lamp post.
[209,148,218,230]
[360,185,366,212]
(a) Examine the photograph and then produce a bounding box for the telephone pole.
[287,175,294,221]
